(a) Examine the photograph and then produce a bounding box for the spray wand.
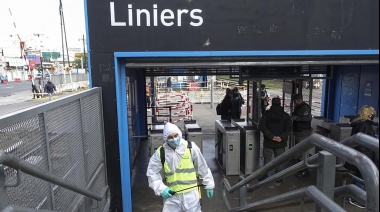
[169,185,205,195]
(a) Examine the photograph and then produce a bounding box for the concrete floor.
[131,104,363,212]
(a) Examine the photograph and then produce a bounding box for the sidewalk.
[0,88,88,117]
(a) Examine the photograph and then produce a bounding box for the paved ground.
[132,103,363,212]
[0,89,86,117]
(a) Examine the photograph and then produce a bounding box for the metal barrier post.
[238,177,247,207]
[0,166,9,210]
[210,78,214,109]
[169,107,172,123]
[315,151,336,212]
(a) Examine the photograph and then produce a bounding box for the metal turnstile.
[330,123,352,141]
[184,122,203,153]
[184,120,197,140]
[232,120,260,175]
[150,124,165,156]
[316,119,336,137]
[312,116,325,133]
[215,120,240,176]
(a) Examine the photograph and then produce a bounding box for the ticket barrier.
[314,116,349,142]
[338,115,356,124]
[312,116,325,133]
[184,122,203,153]
[232,120,260,175]
[316,118,336,137]
[184,120,197,139]
[330,123,352,141]
[150,124,165,156]
[215,120,240,176]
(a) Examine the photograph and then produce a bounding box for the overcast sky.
[0,0,86,49]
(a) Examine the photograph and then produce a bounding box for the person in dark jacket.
[44,78,56,101]
[292,94,313,178]
[231,87,245,119]
[345,105,377,208]
[259,97,292,185]
[220,88,234,122]
[166,77,172,92]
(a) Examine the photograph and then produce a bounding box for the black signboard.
[240,66,302,79]
[87,0,379,53]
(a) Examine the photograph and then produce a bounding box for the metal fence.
[0,88,109,212]
[50,73,89,86]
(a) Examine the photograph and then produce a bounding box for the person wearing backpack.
[146,122,215,211]
[232,87,245,119]
[258,97,292,185]
[345,105,377,208]
[219,88,234,122]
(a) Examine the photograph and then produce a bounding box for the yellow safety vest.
[158,146,197,194]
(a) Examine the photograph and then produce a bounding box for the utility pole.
[82,34,86,72]
[59,0,72,85]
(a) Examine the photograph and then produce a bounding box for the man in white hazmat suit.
[147,122,215,211]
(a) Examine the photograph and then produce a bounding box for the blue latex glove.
[206,189,214,199]
[161,188,173,199]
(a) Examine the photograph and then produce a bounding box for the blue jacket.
[44,82,56,93]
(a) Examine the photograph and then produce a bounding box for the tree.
[72,54,88,70]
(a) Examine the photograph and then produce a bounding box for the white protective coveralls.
[147,122,215,212]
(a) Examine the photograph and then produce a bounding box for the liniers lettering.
[110,2,203,27]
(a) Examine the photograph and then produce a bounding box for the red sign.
[29,60,36,69]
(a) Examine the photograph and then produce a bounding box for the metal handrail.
[222,133,379,211]
[0,150,102,201]
[1,206,59,212]
[222,184,345,212]
[242,184,366,211]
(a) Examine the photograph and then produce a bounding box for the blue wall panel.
[358,65,379,114]
[327,65,379,122]
[327,67,342,120]
[339,66,360,118]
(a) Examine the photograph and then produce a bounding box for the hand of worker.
[206,189,214,199]
[161,188,173,199]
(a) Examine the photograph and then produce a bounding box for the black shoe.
[296,170,310,178]
[258,175,268,181]
[348,198,365,209]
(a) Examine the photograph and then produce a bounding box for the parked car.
[35,73,43,79]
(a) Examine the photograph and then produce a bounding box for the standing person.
[258,98,292,184]
[44,78,56,101]
[146,122,215,212]
[31,81,40,99]
[232,87,245,119]
[38,77,43,93]
[345,105,378,208]
[146,83,151,111]
[220,88,234,122]
[260,84,269,115]
[292,94,313,178]
[166,77,172,92]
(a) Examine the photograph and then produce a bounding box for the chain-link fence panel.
[0,88,108,211]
